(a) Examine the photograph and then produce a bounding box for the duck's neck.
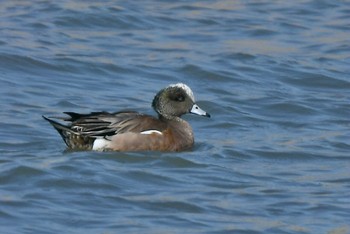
[159,114,180,121]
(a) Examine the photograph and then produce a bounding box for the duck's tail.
[42,115,94,150]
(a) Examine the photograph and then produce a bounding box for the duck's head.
[152,83,210,120]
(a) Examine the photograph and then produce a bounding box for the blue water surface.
[1,1,349,233]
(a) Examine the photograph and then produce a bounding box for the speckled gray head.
[152,83,210,119]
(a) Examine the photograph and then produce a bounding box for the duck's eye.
[169,90,186,102]
[170,93,185,102]
[175,94,185,102]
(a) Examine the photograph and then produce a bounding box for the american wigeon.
[43,83,210,151]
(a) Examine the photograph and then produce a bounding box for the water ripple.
[1,1,350,233]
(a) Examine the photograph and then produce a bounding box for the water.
[1,1,350,233]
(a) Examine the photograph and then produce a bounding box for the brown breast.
[106,119,194,152]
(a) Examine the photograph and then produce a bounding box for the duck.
[43,83,210,151]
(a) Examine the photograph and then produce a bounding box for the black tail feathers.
[43,115,94,150]
[43,115,73,146]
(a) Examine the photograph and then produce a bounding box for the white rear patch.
[92,138,109,150]
[140,130,163,135]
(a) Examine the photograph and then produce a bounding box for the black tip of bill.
[190,104,210,118]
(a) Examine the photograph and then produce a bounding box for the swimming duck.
[43,83,210,151]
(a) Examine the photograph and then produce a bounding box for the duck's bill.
[190,104,211,118]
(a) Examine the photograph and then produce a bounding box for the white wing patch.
[140,130,163,135]
[92,138,109,151]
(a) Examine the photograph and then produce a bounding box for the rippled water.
[1,1,350,233]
